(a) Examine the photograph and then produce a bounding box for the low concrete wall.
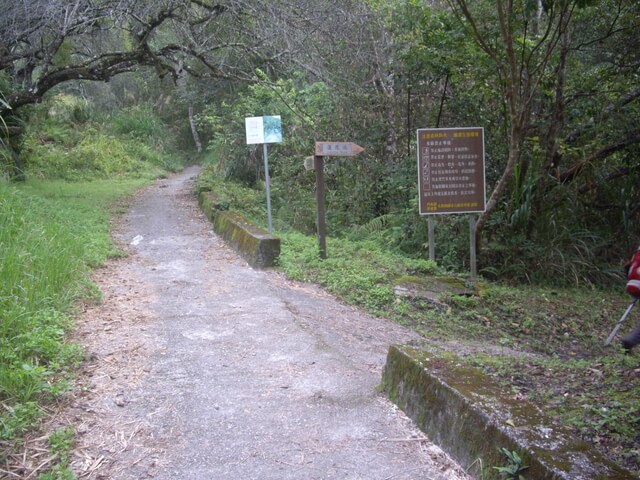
[382,345,634,480]
[198,191,228,221]
[198,191,280,269]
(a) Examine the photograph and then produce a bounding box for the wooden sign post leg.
[315,155,327,259]
[428,216,435,262]
[470,214,477,278]
[311,142,364,260]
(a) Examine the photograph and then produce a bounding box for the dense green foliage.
[2,0,638,286]
[194,0,639,287]
[0,0,638,475]
[20,94,183,181]
[198,73,335,234]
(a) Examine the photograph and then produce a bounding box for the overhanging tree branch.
[565,86,640,144]
[0,0,293,118]
[559,128,640,184]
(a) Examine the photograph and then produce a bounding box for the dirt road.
[66,166,468,479]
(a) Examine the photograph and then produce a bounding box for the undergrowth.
[279,231,441,314]
[0,178,146,444]
[21,95,183,181]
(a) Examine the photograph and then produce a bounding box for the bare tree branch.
[0,0,326,117]
[559,128,640,184]
[565,87,640,144]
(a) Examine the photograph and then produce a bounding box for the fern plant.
[493,448,528,480]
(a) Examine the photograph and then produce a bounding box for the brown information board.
[417,127,486,215]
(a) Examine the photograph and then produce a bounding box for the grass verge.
[0,177,149,477]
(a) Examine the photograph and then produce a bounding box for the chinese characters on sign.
[417,127,486,215]
[315,142,365,157]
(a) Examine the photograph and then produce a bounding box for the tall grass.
[0,178,146,441]
[22,97,185,181]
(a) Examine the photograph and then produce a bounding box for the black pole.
[315,155,327,259]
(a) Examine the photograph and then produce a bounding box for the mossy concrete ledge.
[198,191,228,223]
[198,191,280,268]
[381,345,635,480]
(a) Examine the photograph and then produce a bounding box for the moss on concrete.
[396,275,475,295]
[198,191,229,222]
[197,190,279,268]
[393,276,476,307]
[211,210,280,269]
[382,345,635,480]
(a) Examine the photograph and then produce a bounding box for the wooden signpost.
[315,142,364,157]
[312,142,364,259]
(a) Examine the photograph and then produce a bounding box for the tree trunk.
[384,104,398,172]
[526,24,571,235]
[188,105,203,153]
[476,121,523,248]
[435,74,449,128]
[377,71,398,173]
[543,25,570,174]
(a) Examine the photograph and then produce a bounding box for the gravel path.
[67,166,469,480]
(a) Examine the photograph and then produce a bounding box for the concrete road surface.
[69,166,469,480]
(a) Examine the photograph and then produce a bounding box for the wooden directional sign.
[311,141,365,260]
[315,142,364,157]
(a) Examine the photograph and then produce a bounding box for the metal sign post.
[263,143,273,233]
[311,142,364,259]
[245,116,282,233]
